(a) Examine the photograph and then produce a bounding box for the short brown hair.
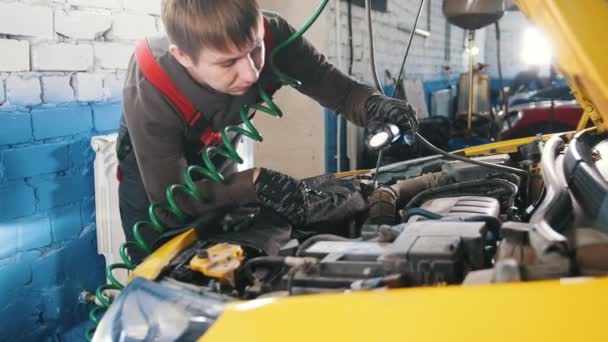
[161,0,261,61]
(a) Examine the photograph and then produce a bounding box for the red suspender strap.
[263,17,273,53]
[134,39,222,146]
[261,18,282,95]
[135,39,199,124]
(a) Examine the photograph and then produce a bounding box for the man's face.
[179,14,266,96]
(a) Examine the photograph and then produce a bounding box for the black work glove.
[254,168,367,228]
[254,168,311,227]
[220,205,261,232]
[197,205,261,233]
[365,94,419,146]
[191,205,262,242]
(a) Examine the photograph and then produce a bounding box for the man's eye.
[222,60,237,68]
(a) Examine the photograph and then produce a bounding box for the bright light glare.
[369,131,390,148]
[521,27,553,66]
[467,46,479,56]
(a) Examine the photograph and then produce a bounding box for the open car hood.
[515,0,608,131]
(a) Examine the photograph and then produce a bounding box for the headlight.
[93,277,228,342]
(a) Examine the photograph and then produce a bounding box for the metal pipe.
[467,30,475,132]
[335,0,343,172]
[373,149,383,188]
[365,0,384,188]
[365,0,383,92]
[495,21,508,115]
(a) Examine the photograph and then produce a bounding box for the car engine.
[139,129,608,300]
[93,130,608,342]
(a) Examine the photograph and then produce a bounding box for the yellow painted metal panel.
[129,229,197,282]
[515,0,608,131]
[452,132,576,157]
[201,277,608,342]
[335,170,370,179]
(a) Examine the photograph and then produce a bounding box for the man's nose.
[237,55,260,84]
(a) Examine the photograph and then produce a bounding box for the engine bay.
[141,129,608,300]
[92,129,608,342]
[86,1,608,340]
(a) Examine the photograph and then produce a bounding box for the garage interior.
[0,0,606,341]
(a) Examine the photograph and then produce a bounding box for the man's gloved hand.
[192,205,262,241]
[253,168,367,228]
[220,205,261,232]
[365,94,419,147]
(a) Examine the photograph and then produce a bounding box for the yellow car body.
[126,1,608,341]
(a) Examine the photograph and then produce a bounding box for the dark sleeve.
[123,80,257,225]
[123,80,187,205]
[266,13,379,127]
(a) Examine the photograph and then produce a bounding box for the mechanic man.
[117,0,417,262]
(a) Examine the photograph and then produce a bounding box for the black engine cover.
[291,221,487,290]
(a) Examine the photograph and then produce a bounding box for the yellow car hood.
[201,277,608,342]
[515,0,608,131]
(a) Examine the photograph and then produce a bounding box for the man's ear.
[169,44,195,69]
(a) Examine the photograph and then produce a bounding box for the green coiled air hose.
[85,1,330,340]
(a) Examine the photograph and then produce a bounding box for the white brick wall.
[484,11,532,78]
[327,0,470,83]
[41,75,75,103]
[0,80,5,105]
[103,72,126,100]
[67,0,122,10]
[32,43,94,71]
[6,76,42,107]
[73,72,104,102]
[123,0,162,15]
[55,10,112,40]
[0,3,53,38]
[0,40,30,72]
[108,13,158,40]
[1,0,158,107]
[94,43,134,69]
[156,17,166,36]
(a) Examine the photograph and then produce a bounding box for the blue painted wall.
[0,102,122,341]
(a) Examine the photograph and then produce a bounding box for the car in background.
[501,85,583,139]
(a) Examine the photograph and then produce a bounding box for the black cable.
[404,177,518,209]
[287,264,307,296]
[365,0,383,92]
[391,0,425,98]
[366,0,425,186]
[461,215,501,232]
[415,133,532,176]
[402,208,444,222]
[241,256,285,283]
[347,0,354,76]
